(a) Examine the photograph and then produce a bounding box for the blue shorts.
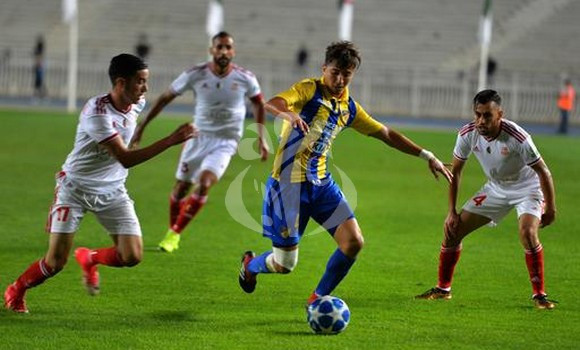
[262,175,355,247]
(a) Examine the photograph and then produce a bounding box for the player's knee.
[520,226,540,248]
[200,178,218,194]
[45,253,68,272]
[342,234,364,257]
[352,234,364,252]
[443,229,462,246]
[197,172,218,195]
[273,247,298,274]
[520,226,537,238]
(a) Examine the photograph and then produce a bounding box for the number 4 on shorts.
[472,195,487,207]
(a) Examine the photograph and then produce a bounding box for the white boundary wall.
[0,56,574,124]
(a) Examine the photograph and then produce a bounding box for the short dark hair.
[473,89,502,107]
[211,31,233,44]
[324,41,361,70]
[108,53,148,84]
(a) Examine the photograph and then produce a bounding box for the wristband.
[419,149,435,161]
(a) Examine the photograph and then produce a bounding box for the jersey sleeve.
[452,132,471,160]
[169,70,194,96]
[275,79,316,113]
[519,136,541,166]
[349,102,384,135]
[245,72,262,98]
[83,114,118,144]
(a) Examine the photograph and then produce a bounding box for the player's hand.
[444,211,460,238]
[540,208,556,228]
[280,111,309,134]
[428,157,453,183]
[169,123,198,145]
[258,138,269,161]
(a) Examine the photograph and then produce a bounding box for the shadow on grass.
[148,310,198,323]
[143,246,165,252]
[270,330,316,336]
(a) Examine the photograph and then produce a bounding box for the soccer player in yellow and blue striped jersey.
[238,41,452,304]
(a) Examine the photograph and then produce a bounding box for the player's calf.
[118,251,142,267]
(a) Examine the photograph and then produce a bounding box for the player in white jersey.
[130,31,268,253]
[416,89,558,309]
[4,54,195,313]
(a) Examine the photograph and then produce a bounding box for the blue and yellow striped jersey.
[272,77,383,183]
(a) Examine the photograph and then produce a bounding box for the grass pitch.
[0,108,579,349]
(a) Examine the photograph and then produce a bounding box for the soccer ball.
[306,295,350,334]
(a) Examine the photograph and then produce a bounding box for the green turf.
[1,108,579,349]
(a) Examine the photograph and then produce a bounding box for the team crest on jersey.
[202,83,209,89]
[501,146,509,156]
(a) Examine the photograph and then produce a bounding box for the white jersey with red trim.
[61,94,146,194]
[170,63,261,140]
[453,119,541,192]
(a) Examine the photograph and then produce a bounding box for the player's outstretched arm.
[130,90,178,148]
[531,159,557,227]
[369,125,453,183]
[103,123,196,168]
[265,97,309,134]
[250,94,269,161]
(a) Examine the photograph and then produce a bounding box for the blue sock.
[248,251,273,275]
[315,249,355,296]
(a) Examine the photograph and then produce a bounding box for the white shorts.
[46,175,141,235]
[175,133,238,183]
[462,182,544,225]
